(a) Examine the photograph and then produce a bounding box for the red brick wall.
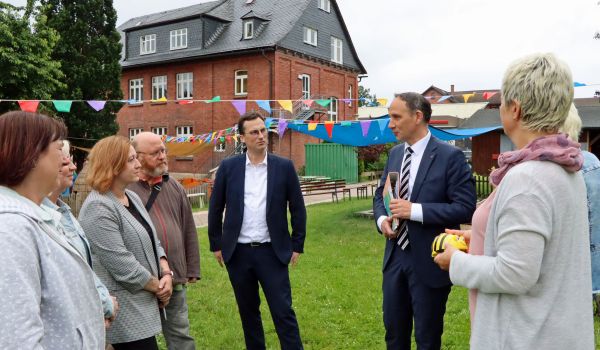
[117,50,359,174]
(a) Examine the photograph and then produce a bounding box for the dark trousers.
[226,243,303,350]
[382,246,451,350]
[112,336,158,350]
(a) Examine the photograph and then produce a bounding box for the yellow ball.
[431,233,469,258]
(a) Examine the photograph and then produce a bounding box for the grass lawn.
[169,199,600,349]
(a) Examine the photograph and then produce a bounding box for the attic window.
[243,20,254,39]
[318,0,331,12]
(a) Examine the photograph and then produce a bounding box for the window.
[176,72,193,100]
[151,76,167,100]
[301,74,311,100]
[176,126,193,137]
[303,27,318,46]
[129,78,144,102]
[139,34,156,55]
[214,142,226,153]
[235,70,248,96]
[331,36,343,64]
[348,84,353,107]
[170,28,188,50]
[243,20,254,39]
[129,128,143,140]
[327,97,338,122]
[318,0,331,12]
[151,127,167,136]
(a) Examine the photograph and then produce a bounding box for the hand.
[188,277,198,283]
[433,243,458,271]
[390,198,412,220]
[156,274,173,304]
[214,250,224,267]
[110,296,119,320]
[381,217,398,239]
[445,228,472,245]
[290,252,301,267]
[105,318,112,329]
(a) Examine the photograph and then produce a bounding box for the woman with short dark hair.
[0,111,105,349]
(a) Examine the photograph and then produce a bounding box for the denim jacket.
[583,151,600,293]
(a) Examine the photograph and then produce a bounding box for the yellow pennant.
[462,93,475,103]
[277,100,293,113]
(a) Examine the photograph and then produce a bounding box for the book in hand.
[383,172,400,232]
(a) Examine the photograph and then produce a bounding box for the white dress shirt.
[377,131,430,230]
[238,152,271,243]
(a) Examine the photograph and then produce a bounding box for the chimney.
[450,84,455,93]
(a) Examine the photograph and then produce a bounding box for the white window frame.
[300,74,311,100]
[235,70,248,96]
[348,84,353,107]
[318,0,331,12]
[170,28,188,50]
[151,126,167,136]
[129,78,144,102]
[243,20,254,39]
[331,36,343,64]
[139,34,156,55]
[151,76,167,100]
[129,128,143,140]
[303,27,318,46]
[327,97,338,122]
[176,125,193,137]
[176,72,193,100]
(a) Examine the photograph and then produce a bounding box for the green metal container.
[305,143,358,183]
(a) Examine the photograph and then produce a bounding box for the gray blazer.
[79,189,166,344]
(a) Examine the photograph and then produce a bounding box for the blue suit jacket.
[208,153,307,264]
[373,136,476,288]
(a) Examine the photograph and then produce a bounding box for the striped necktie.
[397,146,413,249]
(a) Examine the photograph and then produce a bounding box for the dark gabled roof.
[118,0,366,74]
[424,85,501,104]
[325,0,367,74]
[423,85,449,96]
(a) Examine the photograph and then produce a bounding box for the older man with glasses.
[129,132,200,350]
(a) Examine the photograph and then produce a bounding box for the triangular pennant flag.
[376,98,388,107]
[231,100,247,115]
[574,82,587,87]
[302,99,314,107]
[220,136,225,142]
[232,134,238,142]
[315,99,331,107]
[360,121,371,137]
[293,120,304,125]
[462,93,475,103]
[226,135,231,142]
[482,92,498,100]
[308,122,318,131]
[340,121,352,126]
[127,99,138,104]
[437,95,452,103]
[151,96,168,103]
[256,100,271,114]
[87,100,106,111]
[341,98,352,104]
[324,121,334,139]
[178,99,194,105]
[205,96,221,103]
[377,119,389,134]
[52,100,72,113]
[18,100,40,113]
[278,119,288,138]
[265,118,273,128]
[277,100,293,113]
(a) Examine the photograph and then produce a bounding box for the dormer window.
[243,20,254,39]
[140,34,156,55]
[170,28,188,50]
[318,0,331,12]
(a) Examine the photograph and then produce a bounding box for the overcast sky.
[6,0,600,99]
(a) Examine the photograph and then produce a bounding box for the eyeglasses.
[137,148,168,158]
[245,128,268,137]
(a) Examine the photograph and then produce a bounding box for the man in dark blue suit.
[208,112,306,350]
[373,93,476,349]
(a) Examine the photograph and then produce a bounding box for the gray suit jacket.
[79,190,166,344]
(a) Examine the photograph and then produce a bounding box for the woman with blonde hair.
[434,53,594,349]
[79,135,173,350]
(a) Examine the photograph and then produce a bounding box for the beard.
[147,163,168,177]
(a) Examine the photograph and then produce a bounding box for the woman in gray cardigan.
[434,53,594,349]
[80,136,173,350]
[0,111,105,349]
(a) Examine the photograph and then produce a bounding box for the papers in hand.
[383,172,400,232]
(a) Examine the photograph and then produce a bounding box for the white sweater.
[450,161,594,350]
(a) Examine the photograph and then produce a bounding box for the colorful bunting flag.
[437,95,452,103]
[231,100,247,115]
[324,121,334,139]
[341,121,352,126]
[462,93,475,103]
[360,121,371,137]
[482,92,498,100]
[152,96,168,103]
[205,96,221,103]
[278,100,293,113]
[308,122,318,131]
[278,119,288,138]
[18,100,39,113]
[376,98,388,107]
[377,119,389,134]
[87,100,106,111]
[341,99,352,104]
[265,118,273,128]
[315,99,331,107]
[52,100,73,113]
[302,99,314,107]
[256,100,271,114]
[574,82,587,87]
[178,99,194,105]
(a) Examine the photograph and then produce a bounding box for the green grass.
[166,199,599,349]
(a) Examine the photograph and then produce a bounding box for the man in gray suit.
[130,132,200,350]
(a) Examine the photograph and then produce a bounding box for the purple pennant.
[231,100,246,115]
[87,100,106,112]
[360,120,371,137]
[278,119,288,138]
[341,98,352,104]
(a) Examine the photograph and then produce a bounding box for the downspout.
[261,48,275,154]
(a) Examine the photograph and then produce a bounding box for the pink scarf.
[490,133,583,187]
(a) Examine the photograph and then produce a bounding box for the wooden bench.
[300,179,349,203]
[186,192,206,208]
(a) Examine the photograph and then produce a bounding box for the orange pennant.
[324,121,334,139]
[483,92,498,100]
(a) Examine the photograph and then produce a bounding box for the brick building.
[117,0,366,174]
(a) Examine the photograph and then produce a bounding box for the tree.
[40,0,123,146]
[0,2,64,114]
[358,85,380,107]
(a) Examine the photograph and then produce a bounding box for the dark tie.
[397,146,413,249]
